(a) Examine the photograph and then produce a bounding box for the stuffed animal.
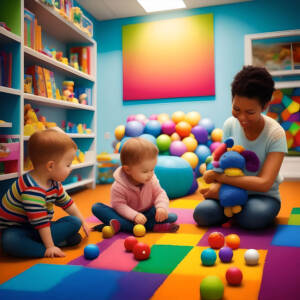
[203,138,260,217]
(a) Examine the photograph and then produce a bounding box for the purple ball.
[219,246,233,263]
[169,141,187,156]
[199,118,215,134]
[125,121,144,137]
[191,125,208,144]
[162,120,176,135]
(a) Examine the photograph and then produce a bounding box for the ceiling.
[77,0,251,21]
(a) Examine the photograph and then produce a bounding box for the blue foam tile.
[0,264,126,300]
[271,225,300,247]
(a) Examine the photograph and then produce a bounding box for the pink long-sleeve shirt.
[110,167,169,221]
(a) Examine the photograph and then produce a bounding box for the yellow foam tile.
[172,246,267,281]
[177,223,208,234]
[151,273,261,300]
[156,233,204,246]
[169,199,201,209]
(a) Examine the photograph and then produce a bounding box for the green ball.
[156,134,171,152]
[200,276,224,300]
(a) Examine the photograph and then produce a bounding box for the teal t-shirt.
[223,114,288,201]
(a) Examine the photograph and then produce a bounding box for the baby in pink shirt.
[92,137,179,233]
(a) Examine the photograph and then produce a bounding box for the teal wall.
[95,0,300,153]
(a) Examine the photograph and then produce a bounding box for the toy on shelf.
[24,74,33,93]
[81,14,93,37]
[0,135,20,174]
[39,0,54,6]
[96,153,120,184]
[72,149,85,164]
[0,22,11,31]
[202,138,260,218]
[54,0,73,21]
[62,120,92,134]
[72,7,82,28]
[62,81,78,103]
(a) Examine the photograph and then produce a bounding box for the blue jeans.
[92,203,177,233]
[1,216,82,258]
[193,195,281,230]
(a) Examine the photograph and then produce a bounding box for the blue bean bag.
[155,156,194,199]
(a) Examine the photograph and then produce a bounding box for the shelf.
[24,0,94,44]
[64,178,94,191]
[71,162,95,170]
[0,122,12,128]
[24,133,95,141]
[0,172,19,181]
[24,93,95,111]
[275,80,300,89]
[0,26,21,44]
[0,86,21,95]
[271,70,300,77]
[280,156,300,181]
[24,46,95,82]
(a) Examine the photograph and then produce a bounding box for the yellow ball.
[185,111,201,126]
[181,152,199,169]
[133,224,146,237]
[157,113,170,123]
[102,226,115,238]
[172,111,185,124]
[211,128,223,142]
[182,136,198,152]
[171,132,181,141]
[114,125,125,140]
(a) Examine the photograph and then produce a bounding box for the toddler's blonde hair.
[120,137,158,166]
[28,129,77,168]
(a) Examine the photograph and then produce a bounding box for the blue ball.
[118,137,130,153]
[144,120,161,137]
[125,121,144,137]
[155,156,193,199]
[84,244,100,260]
[195,145,211,164]
[201,248,217,266]
[140,133,157,145]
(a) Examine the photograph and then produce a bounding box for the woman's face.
[232,95,265,130]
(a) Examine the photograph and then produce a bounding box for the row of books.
[0,51,12,88]
[24,8,43,51]
[70,46,91,75]
[24,65,92,105]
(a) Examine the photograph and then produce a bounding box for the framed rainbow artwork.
[122,13,215,101]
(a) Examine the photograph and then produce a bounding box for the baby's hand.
[82,221,90,237]
[44,246,66,258]
[155,207,168,222]
[134,213,147,225]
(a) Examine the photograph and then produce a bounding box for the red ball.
[226,267,243,285]
[124,236,138,252]
[208,232,225,249]
[133,242,151,260]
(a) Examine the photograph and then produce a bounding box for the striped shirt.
[0,173,73,230]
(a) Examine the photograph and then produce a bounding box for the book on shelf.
[70,46,91,74]
[24,8,42,51]
[0,51,12,88]
[26,65,47,97]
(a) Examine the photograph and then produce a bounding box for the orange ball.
[211,128,223,142]
[176,121,192,138]
[157,113,170,123]
[185,111,201,126]
[225,234,240,249]
[114,125,125,140]
[172,111,185,124]
[182,136,198,152]
[171,132,181,141]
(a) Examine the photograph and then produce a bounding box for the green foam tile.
[133,244,193,275]
[288,214,300,225]
[291,208,300,214]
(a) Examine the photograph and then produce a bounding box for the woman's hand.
[199,183,221,199]
[203,170,219,184]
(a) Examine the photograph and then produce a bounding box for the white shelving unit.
[245,30,300,180]
[0,0,97,191]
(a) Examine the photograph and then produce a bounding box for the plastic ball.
[226,267,243,285]
[171,132,181,141]
[84,244,100,260]
[135,113,147,123]
[133,224,146,237]
[169,141,187,156]
[209,141,222,153]
[195,145,211,164]
[244,249,260,265]
[208,232,225,249]
[161,120,176,135]
[191,125,208,144]
[182,136,198,152]
[219,247,233,263]
[156,134,172,152]
[200,276,224,300]
[139,133,157,145]
[118,137,130,153]
[199,118,215,134]
[172,111,185,124]
[225,234,240,249]
[201,248,217,266]
[125,121,144,137]
[124,236,138,252]
[115,141,121,153]
[211,128,223,142]
[181,152,199,169]
[133,242,151,260]
[157,113,170,124]
[149,114,158,120]
[176,121,192,138]
[144,120,161,137]
[126,115,136,122]
[102,226,115,238]
[114,125,125,140]
[185,111,201,126]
